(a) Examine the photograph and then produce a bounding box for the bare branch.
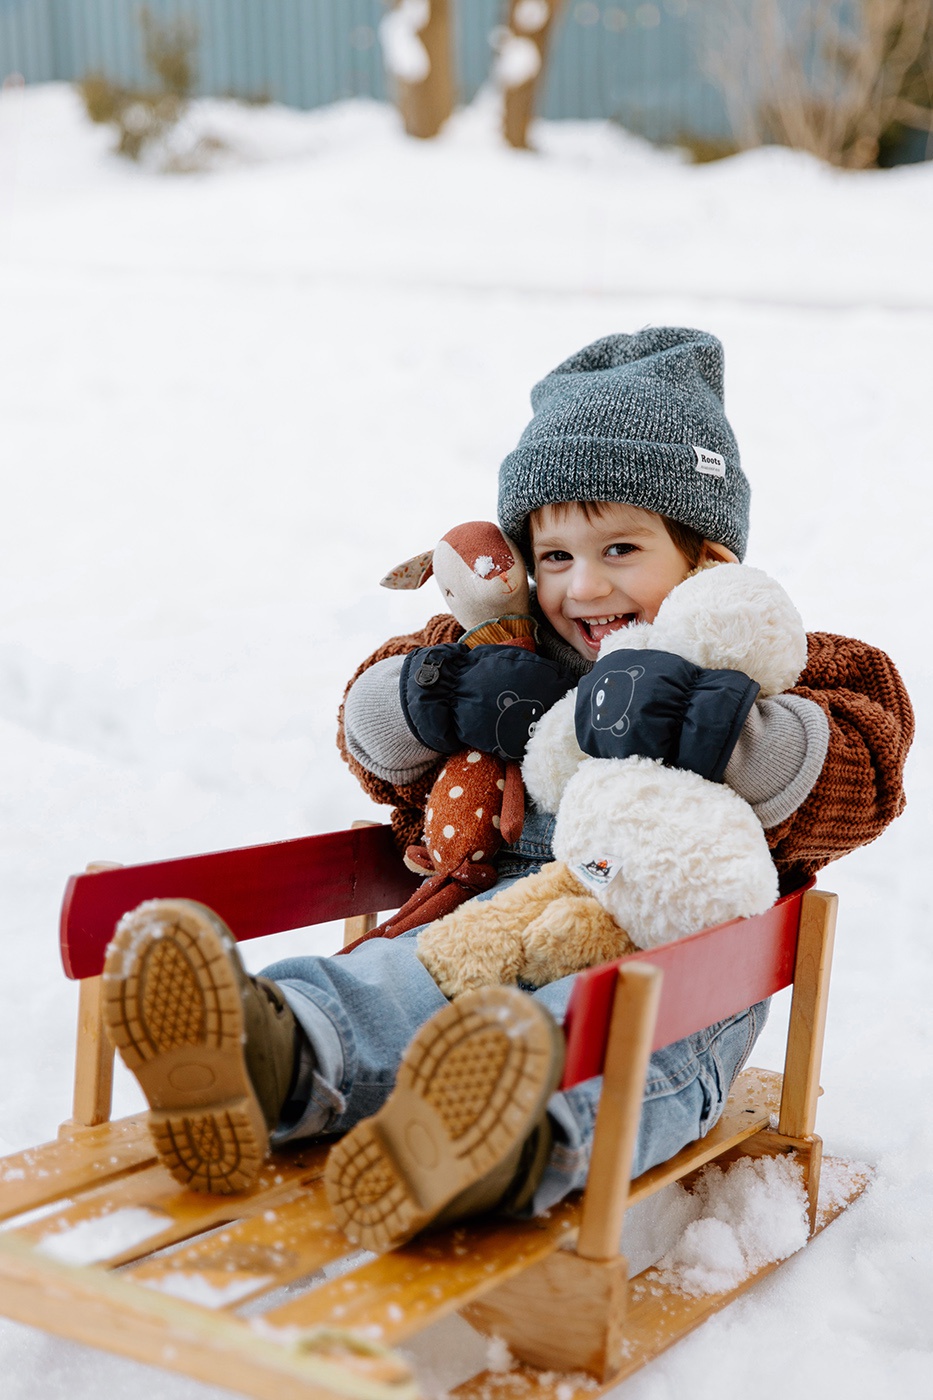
[701,0,933,169]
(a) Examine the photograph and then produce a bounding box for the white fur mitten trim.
[553,756,778,949]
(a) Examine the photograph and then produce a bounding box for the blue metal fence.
[0,0,738,144]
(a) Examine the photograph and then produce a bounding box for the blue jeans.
[262,811,768,1215]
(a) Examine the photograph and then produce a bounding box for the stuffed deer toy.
[345,522,544,948]
[417,563,808,997]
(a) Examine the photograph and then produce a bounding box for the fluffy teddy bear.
[416,563,808,999]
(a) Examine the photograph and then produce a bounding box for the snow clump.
[513,0,551,31]
[494,35,541,88]
[655,1154,810,1298]
[379,0,431,83]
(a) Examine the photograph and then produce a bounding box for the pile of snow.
[653,1154,809,1297]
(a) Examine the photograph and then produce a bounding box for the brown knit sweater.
[336,616,914,888]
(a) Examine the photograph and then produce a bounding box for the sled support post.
[461,1248,631,1382]
[64,976,115,1131]
[463,964,660,1381]
[62,862,124,1132]
[779,888,836,1139]
[576,962,663,1262]
[343,820,381,948]
[777,888,836,1229]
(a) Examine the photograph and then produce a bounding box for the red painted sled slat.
[561,879,813,1089]
[59,824,419,980]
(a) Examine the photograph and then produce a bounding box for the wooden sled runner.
[0,822,869,1399]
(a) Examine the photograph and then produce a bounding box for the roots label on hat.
[693,445,726,477]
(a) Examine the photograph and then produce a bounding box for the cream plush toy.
[417,563,808,999]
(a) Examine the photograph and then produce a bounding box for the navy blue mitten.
[400,644,576,763]
[575,648,759,782]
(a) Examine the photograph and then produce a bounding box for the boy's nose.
[566,561,613,604]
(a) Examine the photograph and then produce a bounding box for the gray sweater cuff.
[724,693,829,829]
[343,654,442,785]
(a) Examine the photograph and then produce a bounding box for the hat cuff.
[498,437,749,563]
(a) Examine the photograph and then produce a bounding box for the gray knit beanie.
[498,328,750,564]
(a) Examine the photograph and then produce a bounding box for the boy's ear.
[701,541,739,565]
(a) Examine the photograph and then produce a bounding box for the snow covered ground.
[0,81,930,1398]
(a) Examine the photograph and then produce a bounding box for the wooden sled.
[0,822,869,1400]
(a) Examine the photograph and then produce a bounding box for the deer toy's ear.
[380,549,435,590]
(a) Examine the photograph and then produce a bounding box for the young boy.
[102,328,913,1253]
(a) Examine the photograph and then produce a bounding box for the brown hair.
[528,501,707,571]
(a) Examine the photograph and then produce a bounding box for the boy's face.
[531,502,696,661]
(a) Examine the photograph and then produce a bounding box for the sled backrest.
[59,823,420,1130]
[60,822,419,980]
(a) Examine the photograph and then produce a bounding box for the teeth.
[584,615,623,626]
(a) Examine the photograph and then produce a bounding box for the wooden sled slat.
[248,1065,783,1346]
[258,1199,582,1343]
[124,1169,352,1307]
[0,1115,155,1222]
[5,1144,329,1272]
[0,1067,791,1370]
[0,1231,418,1400]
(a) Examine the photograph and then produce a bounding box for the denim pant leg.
[260,930,450,1143]
[528,981,770,1215]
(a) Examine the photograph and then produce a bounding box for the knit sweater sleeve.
[765,632,914,887]
[336,612,463,853]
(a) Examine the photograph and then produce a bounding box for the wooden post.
[386,0,456,140]
[464,963,662,1381]
[777,888,837,1231]
[576,963,663,1262]
[778,889,837,1139]
[343,821,381,947]
[461,1247,630,1381]
[62,976,116,1131]
[500,0,569,149]
[61,862,123,1132]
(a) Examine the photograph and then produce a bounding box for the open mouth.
[575,614,639,648]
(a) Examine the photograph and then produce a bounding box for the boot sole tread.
[102,901,267,1195]
[324,987,562,1252]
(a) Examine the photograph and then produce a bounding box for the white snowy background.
[0,81,930,1398]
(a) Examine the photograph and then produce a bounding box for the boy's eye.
[606,543,636,557]
[539,549,572,563]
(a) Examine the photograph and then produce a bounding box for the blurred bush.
[77,5,222,170]
[707,0,933,169]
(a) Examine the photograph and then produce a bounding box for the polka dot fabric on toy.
[423,749,508,871]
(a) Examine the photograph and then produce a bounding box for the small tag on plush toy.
[573,855,624,891]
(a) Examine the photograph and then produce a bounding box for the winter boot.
[323,986,564,1252]
[102,898,297,1194]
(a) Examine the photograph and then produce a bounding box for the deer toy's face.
[432,528,529,631]
[380,522,530,632]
